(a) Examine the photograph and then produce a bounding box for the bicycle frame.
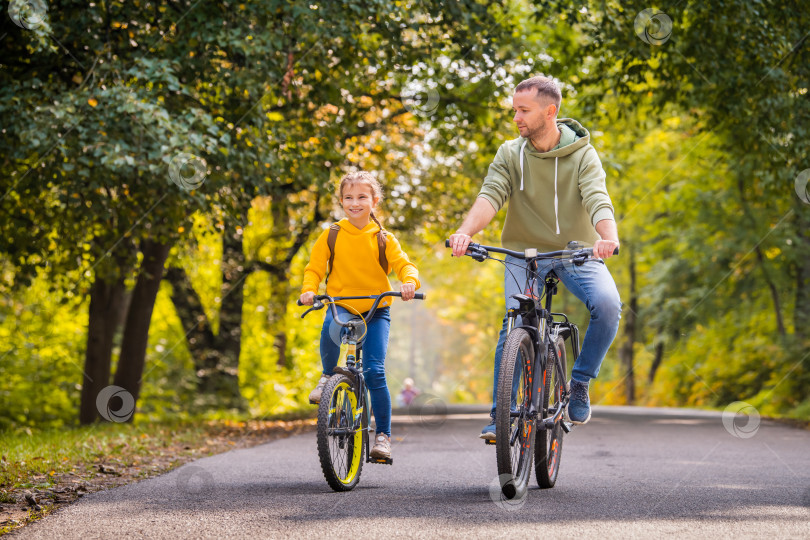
[446,239,614,429]
[299,291,426,465]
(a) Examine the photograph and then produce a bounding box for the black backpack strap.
[325,224,340,284]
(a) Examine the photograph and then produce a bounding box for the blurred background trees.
[1,0,807,429]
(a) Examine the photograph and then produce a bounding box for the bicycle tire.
[535,335,566,489]
[495,328,535,500]
[317,374,364,492]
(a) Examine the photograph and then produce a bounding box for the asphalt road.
[14,406,810,539]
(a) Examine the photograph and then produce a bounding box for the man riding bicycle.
[448,75,621,437]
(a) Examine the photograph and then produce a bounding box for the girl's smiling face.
[341,181,378,228]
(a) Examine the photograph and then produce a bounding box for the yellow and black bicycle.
[298,291,425,492]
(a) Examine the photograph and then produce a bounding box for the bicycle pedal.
[370,457,393,465]
[484,439,496,445]
[562,421,573,433]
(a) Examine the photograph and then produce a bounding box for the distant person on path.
[397,377,421,407]
[300,171,421,460]
[448,75,621,439]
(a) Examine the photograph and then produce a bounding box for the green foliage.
[2,0,809,430]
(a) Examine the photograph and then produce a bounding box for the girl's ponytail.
[370,211,384,232]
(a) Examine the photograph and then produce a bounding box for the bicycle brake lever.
[300,300,325,319]
[469,246,488,262]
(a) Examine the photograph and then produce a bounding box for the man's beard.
[522,122,547,140]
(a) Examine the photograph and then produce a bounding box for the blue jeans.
[490,255,622,417]
[320,306,392,436]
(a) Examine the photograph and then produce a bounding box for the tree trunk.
[618,244,637,404]
[648,340,665,384]
[79,274,127,424]
[268,196,292,369]
[113,239,172,411]
[795,205,810,345]
[215,229,246,406]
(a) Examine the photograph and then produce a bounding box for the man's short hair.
[515,76,562,115]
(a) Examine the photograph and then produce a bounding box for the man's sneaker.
[308,375,330,404]
[369,433,391,459]
[567,378,592,424]
[479,415,496,440]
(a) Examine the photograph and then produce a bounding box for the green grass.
[0,420,227,490]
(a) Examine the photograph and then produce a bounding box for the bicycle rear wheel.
[535,335,566,488]
[317,374,364,492]
[495,328,535,500]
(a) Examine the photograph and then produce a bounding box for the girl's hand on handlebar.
[400,282,416,301]
[299,291,315,306]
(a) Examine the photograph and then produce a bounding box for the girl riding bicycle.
[299,171,421,460]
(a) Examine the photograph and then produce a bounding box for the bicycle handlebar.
[297,291,426,324]
[444,239,619,261]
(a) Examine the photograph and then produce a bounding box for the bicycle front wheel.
[317,374,364,492]
[495,328,535,500]
[535,335,566,488]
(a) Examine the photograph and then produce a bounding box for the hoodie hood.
[517,119,591,232]
[477,116,614,253]
[336,217,381,235]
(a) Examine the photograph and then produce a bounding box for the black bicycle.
[447,239,617,499]
[297,291,425,492]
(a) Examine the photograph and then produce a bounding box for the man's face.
[512,90,556,140]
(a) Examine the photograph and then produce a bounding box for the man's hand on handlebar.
[592,239,620,260]
[299,291,315,306]
[448,232,473,258]
[400,282,416,301]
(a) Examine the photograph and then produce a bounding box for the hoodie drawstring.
[519,139,528,191]
[520,142,560,235]
[554,156,560,235]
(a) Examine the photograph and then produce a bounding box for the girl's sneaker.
[308,376,331,404]
[369,433,391,459]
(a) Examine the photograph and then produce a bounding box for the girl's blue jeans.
[320,306,392,437]
[490,255,622,417]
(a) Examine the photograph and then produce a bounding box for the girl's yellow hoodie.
[301,218,421,314]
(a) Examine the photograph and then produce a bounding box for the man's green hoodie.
[477,118,614,253]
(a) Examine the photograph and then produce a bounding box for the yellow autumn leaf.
[88,98,98,107]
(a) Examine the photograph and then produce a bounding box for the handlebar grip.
[613,246,620,256]
[414,293,426,300]
[445,239,450,248]
[296,299,304,306]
